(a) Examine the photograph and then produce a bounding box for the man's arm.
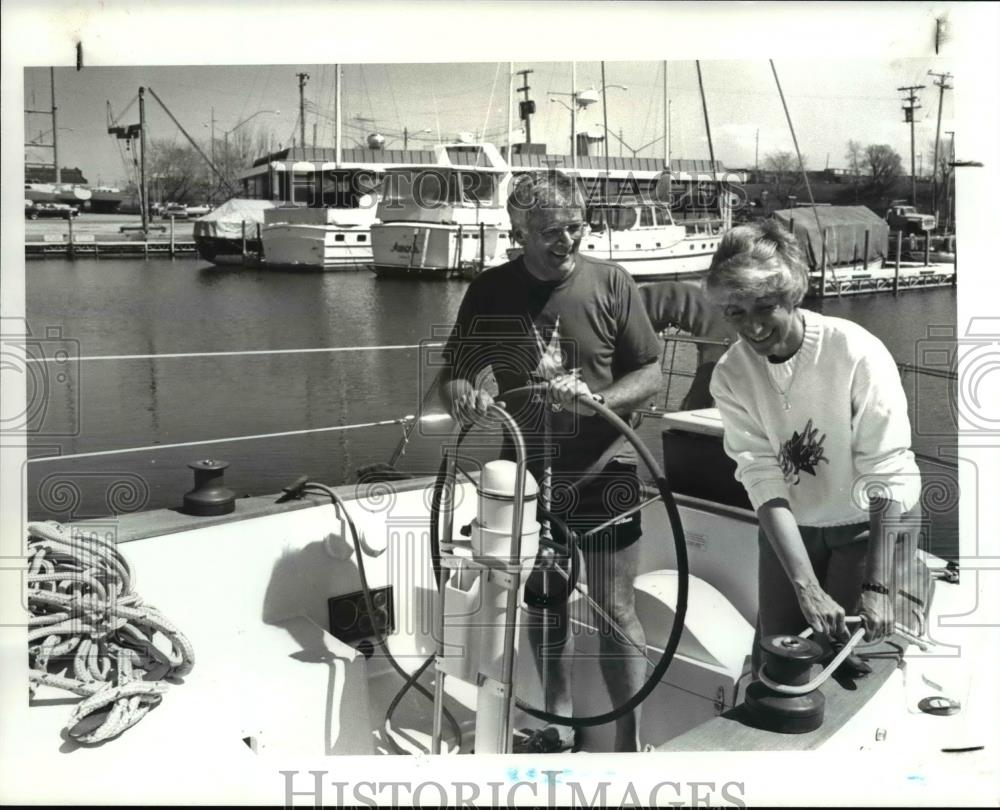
[547,359,660,416]
[598,359,661,416]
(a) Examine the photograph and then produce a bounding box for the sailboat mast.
[570,62,577,170]
[139,86,148,232]
[601,61,612,260]
[50,67,60,185]
[506,62,514,165]
[335,64,341,169]
[663,61,668,166]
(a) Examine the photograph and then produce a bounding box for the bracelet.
[861,581,890,595]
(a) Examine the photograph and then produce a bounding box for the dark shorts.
[551,461,643,554]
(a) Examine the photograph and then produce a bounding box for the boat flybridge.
[370,143,514,278]
[15,374,987,803]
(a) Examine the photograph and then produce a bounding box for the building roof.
[249,146,734,181]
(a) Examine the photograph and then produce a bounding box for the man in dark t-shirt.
[439,171,662,753]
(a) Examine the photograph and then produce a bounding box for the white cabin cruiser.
[580,199,729,282]
[261,169,382,271]
[370,143,514,279]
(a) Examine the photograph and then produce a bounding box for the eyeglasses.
[539,222,587,242]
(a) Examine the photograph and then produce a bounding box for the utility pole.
[516,68,535,144]
[928,70,952,223]
[898,84,924,207]
[755,129,759,171]
[139,86,148,232]
[297,71,310,152]
[50,67,60,185]
[619,128,623,158]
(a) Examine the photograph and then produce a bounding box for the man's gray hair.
[703,219,809,307]
[506,170,586,238]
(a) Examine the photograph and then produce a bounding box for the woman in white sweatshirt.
[706,220,922,652]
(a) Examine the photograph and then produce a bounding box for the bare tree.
[844,140,864,176]
[146,139,210,204]
[864,144,902,198]
[761,150,808,204]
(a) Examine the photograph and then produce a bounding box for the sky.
[24,57,954,188]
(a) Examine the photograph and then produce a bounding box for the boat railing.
[655,329,731,411]
[24,338,960,520]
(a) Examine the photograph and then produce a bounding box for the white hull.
[261,223,372,270]
[370,221,512,278]
[261,206,377,271]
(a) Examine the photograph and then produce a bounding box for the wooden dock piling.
[893,231,902,294]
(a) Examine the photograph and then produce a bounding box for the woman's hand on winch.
[795,579,849,641]
[857,588,894,643]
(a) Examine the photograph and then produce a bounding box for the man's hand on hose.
[453,387,496,427]
[547,371,596,414]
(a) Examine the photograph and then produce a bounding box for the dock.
[24,215,200,260]
[807,259,956,297]
[26,233,198,259]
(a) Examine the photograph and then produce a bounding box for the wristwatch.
[591,393,606,406]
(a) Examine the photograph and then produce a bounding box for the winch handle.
[759,618,866,696]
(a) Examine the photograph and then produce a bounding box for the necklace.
[767,314,806,411]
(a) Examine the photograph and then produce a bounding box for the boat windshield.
[588,205,638,232]
[319,170,380,209]
[381,168,497,207]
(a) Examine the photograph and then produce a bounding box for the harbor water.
[25,257,959,558]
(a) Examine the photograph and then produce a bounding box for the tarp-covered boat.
[192,198,277,265]
[772,205,889,271]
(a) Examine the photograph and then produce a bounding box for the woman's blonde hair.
[704,219,808,307]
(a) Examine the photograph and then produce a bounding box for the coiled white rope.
[27,520,194,744]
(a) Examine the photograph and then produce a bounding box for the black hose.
[429,384,689,730]
[302,483,463,755]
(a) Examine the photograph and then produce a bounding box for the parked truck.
[885,200,936,234]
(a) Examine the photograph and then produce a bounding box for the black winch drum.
[746,634,826,734]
